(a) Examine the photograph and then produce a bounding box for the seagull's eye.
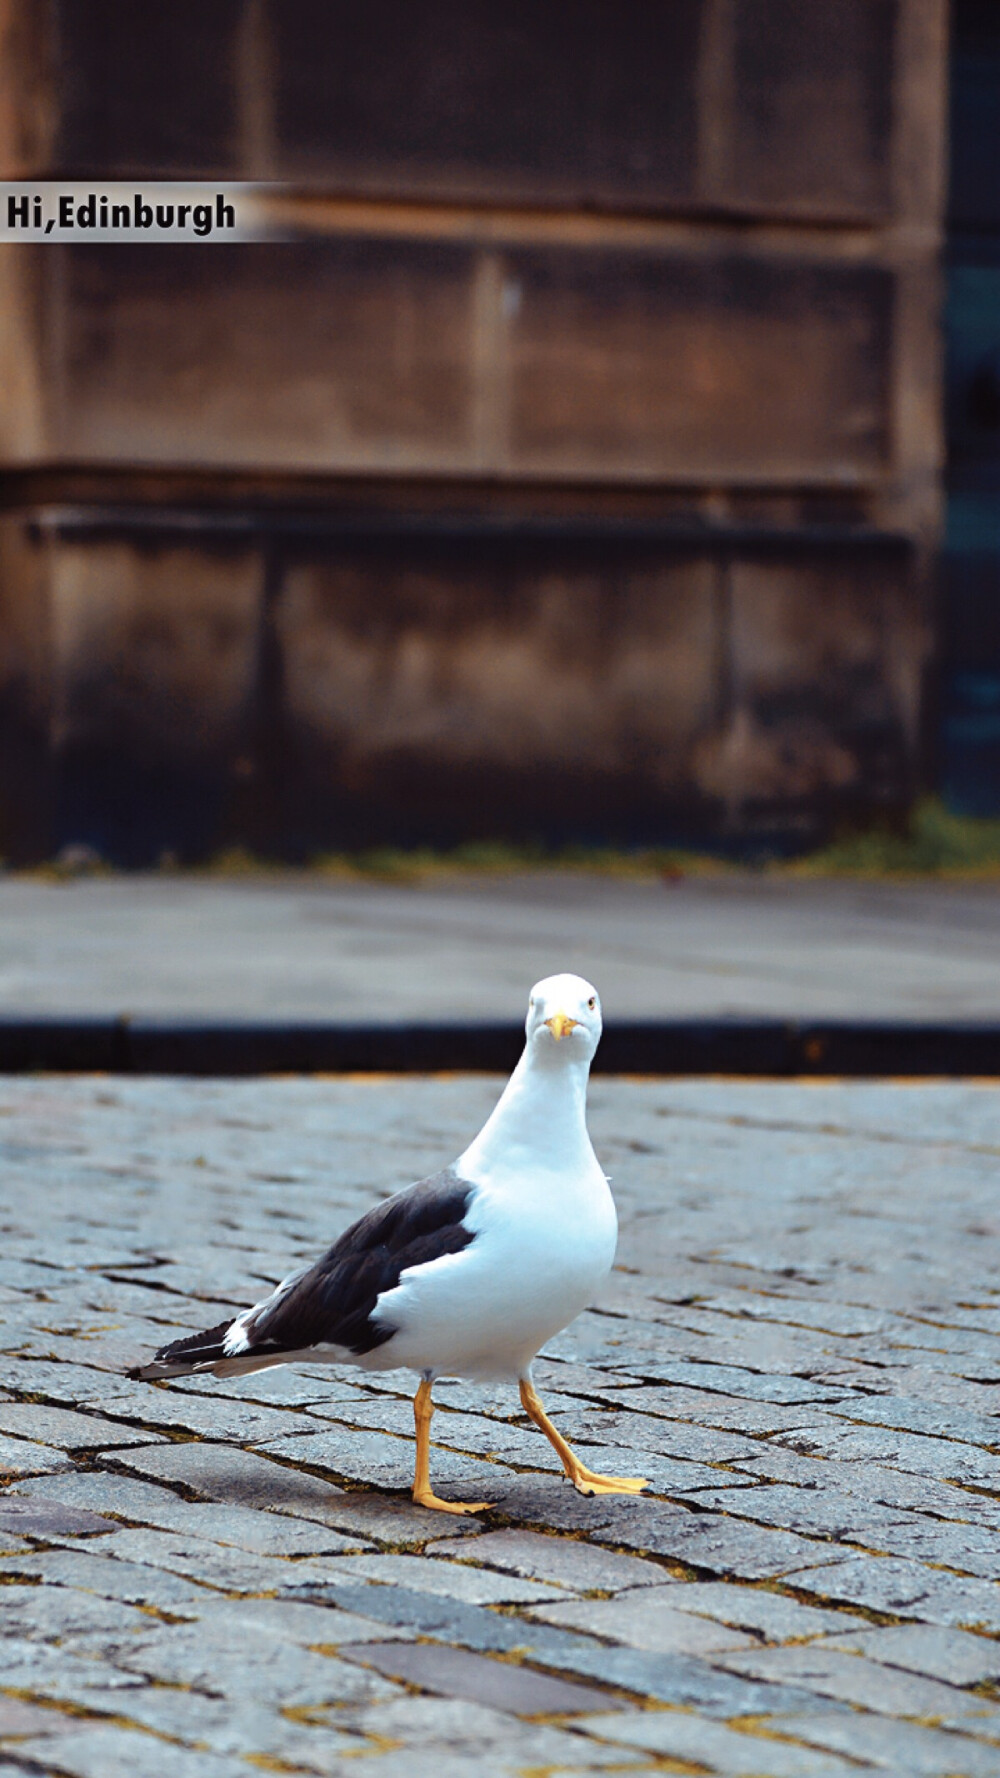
[587,996,596,1010]
[529,998,535,1008]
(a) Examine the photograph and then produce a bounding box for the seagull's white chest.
[368,1160,617,1381]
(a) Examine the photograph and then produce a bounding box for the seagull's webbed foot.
[569,1467,649,1497]
[519,1378,649,1498]
[413,1489,492,1516]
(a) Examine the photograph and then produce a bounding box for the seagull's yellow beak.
[545,1011,579,1041]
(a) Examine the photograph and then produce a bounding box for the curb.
[1,1016,999,1076]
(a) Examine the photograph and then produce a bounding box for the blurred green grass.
[304,839,728,883]
[28,798,1000,881]
[304,801,1000,882]
[785,800,1000,879]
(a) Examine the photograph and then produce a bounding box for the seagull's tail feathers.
[127,1315,280,1381]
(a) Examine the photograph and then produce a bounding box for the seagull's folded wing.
[132,1168,478,1378]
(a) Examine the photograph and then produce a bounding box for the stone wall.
[0,1,948,861]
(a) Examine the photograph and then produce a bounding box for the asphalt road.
[3,873,1000,1023]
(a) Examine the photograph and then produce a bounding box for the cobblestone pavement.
[3,1075,1000,1775]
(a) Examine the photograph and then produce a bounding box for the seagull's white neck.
[457,1040,598,1185]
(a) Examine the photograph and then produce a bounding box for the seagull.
[129,973,648,1515]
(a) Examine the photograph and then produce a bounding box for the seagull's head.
[525,973,602,1064]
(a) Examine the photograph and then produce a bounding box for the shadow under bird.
[129,973,648,1514]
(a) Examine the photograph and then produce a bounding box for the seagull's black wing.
[246,1168,477,1355]
[130,1169,477,1378]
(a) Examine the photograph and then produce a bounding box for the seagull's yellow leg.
[519,1379,648,1496]
[412,1378,492,1515]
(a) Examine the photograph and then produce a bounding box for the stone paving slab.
[3,1074,1000,1775]
[820,1621,1000,1685]
[427,1527,670,1592]
[578,1712,860,1776]
[0,1402,167,1451]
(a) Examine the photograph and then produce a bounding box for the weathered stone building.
[0,2,950,862]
